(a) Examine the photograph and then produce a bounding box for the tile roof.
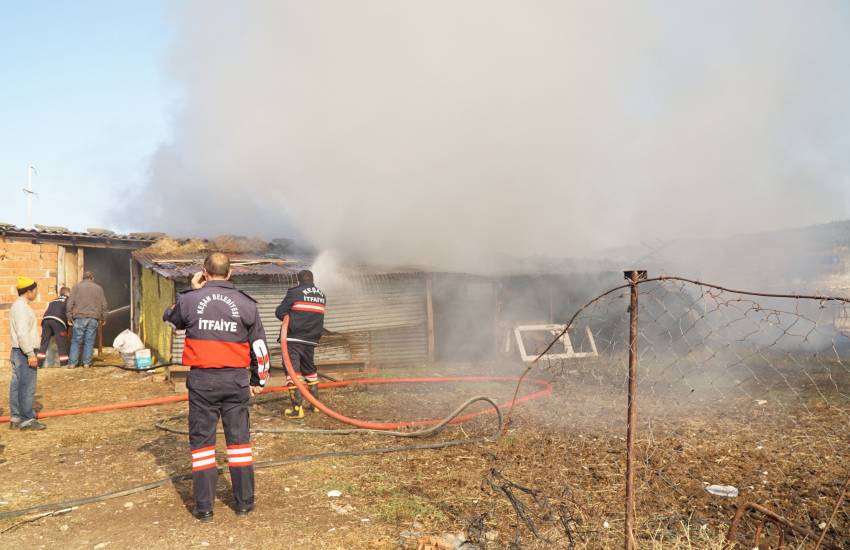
[0,223,161,247]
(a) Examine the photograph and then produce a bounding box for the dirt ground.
[0,353,848,549]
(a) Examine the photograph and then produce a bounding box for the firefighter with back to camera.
[275,269,326,419]
[163,252,270,522]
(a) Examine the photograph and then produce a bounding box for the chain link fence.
[478,274,850,549]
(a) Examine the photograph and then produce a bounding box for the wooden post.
[425,275,435,363]
[624,270,646,550]
[97,322,103,358]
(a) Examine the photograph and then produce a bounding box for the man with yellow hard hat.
[9,277,46,430]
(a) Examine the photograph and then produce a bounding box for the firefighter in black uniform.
[37,286,71,367]
[275,270,326,419]
[163,253,270,522]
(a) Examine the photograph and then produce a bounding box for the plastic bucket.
[134,349,153,369]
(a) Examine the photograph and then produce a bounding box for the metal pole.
[26,165,34,228]
[624,270,645,550]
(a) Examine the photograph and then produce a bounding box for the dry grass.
[210,235,268,254]
[142,235,269,257]
[0,358,847,549]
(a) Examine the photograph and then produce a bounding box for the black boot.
[284,387,304,420]
[305,381,320,412]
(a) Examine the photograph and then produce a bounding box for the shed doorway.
[83,248,131,345]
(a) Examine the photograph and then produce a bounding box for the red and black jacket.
[274,283,326,346]
[163,280,270,386]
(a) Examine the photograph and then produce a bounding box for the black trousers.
[37,320,69,366]
[187,368,254,512]
[286,341,317,381]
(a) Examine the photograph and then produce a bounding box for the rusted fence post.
[624,270,646,550]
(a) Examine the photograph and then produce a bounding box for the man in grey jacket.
[67,272,108,368]
[9,277,46,430]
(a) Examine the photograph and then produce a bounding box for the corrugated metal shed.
[154,259,429,368]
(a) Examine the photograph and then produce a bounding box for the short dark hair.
[297,270,314,285]
[59,286,71,296]
[204,252,230,277]
[83,271,95,280]
[18,282,37,296]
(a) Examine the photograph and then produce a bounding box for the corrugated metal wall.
[139,267,175,362]
[171,274,428,368]
[324,275,428,366]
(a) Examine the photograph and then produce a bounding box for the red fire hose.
[278,317,550,429]
[0,318,551,425]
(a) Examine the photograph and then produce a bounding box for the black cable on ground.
[88,362,174,372]
[0,437,491,521]
[92,363,338,382]
[155,395,502,438]
[268,366,339,382]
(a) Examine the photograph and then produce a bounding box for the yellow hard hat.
[16,277,37,291]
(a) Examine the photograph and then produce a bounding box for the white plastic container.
[704,485,739,498]
[134,349,153,369]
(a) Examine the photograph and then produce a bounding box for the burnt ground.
[0,353,848,549]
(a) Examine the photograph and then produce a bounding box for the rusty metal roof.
[133,250,309,280]
[133,249,428,281]
[0,223,160,248]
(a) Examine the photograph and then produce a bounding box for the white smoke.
[127,1,850,272]
[309,250,352,292]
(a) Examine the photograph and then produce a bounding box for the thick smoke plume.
[130,2,850,272]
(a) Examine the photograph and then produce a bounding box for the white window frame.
[513,324,598,363]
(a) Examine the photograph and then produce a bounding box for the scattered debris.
[0,507,77,535]
[331,502,354,515]
[484,467,579,545]
[704,484,739,498]
[399,529,420,548]
[415,533,470,550]
[327,490,343,498]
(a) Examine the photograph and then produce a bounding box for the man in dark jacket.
[67,272,108,367]
[37,286,70,367]
[275,270,326,419]
[163,252,269,522]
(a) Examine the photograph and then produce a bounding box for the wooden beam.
[425,275,435,363]
[57,246,66,292]
[129,257,138,332]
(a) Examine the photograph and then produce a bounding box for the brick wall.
[0,238,59,367]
